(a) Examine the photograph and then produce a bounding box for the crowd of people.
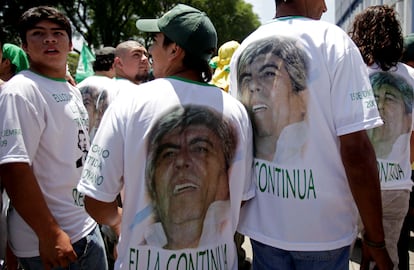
[0,1,414,270]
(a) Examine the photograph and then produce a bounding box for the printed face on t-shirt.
[239,53,303,141]
[152,124,229,231]
[81,86,99,130]
[77,131,88,152]
[370,84,411,145]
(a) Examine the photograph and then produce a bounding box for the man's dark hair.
[163,35,213,83]
[93,47,115,72]
[18,6,72,45]
[349,5,403,71]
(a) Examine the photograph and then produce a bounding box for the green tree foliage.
[1,0,58,44]
[1,0,260,49]
[67,51,79,76]
[183,0,261,46]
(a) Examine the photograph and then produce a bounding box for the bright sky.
[244,0,335,24]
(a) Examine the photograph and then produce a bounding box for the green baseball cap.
[136,4,217,61]
[402,33,414,63]
[3,43,29,73]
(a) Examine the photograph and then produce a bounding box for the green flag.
[75,43,95,83]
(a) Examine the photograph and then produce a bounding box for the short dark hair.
[18,6,72,45]
[93,47,115,72]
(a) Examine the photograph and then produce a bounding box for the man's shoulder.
[77,75,118,92]
[78,75,114,85]
[397,62,414,80]
[1,71,37,94]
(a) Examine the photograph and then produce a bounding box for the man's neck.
[29,64,67,80]
[275,3,304,18]
[0,70,14,82]
[95,70,114,78]
[170,69,202,82]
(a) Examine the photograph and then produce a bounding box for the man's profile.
[144,105,238,250]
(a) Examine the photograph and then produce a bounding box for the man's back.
[231,16,381,250]
[78,77,254,269]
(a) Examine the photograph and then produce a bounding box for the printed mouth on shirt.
[252,104,267,113]
[173,183,198,195]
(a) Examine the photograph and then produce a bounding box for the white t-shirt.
[367,63,414,191]
[0,70,96,257]
[77,77,254,270]
[77,75,118,140]
[230,17,382,251]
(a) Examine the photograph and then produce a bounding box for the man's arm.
[0,162,77,270]
[84,196,122,237]
[340,130,393,270]
[84,196,122,260]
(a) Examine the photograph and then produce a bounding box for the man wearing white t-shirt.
[349,5,414,269]
[114,40,150,85]
[230,0,393,269]
[77,4,253,270]
[0,6,107,270]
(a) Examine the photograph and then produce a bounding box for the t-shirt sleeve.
[241,115,255,201]
[331,45,383,136]
[0,85,44,165]
[77,102,125,202]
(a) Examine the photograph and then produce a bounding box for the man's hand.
[38,229,77,270]
[360,241,393,270]
[0,163,78,269]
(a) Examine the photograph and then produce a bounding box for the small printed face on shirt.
[373,84,411,139]
[80,86,99,131]
[153,125,229,227]
[77,130,88,152]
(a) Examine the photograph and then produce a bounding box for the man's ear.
[114,57,122,67]
[22,43,28,53]
[2,58,11,67]
[170,44,184,60]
